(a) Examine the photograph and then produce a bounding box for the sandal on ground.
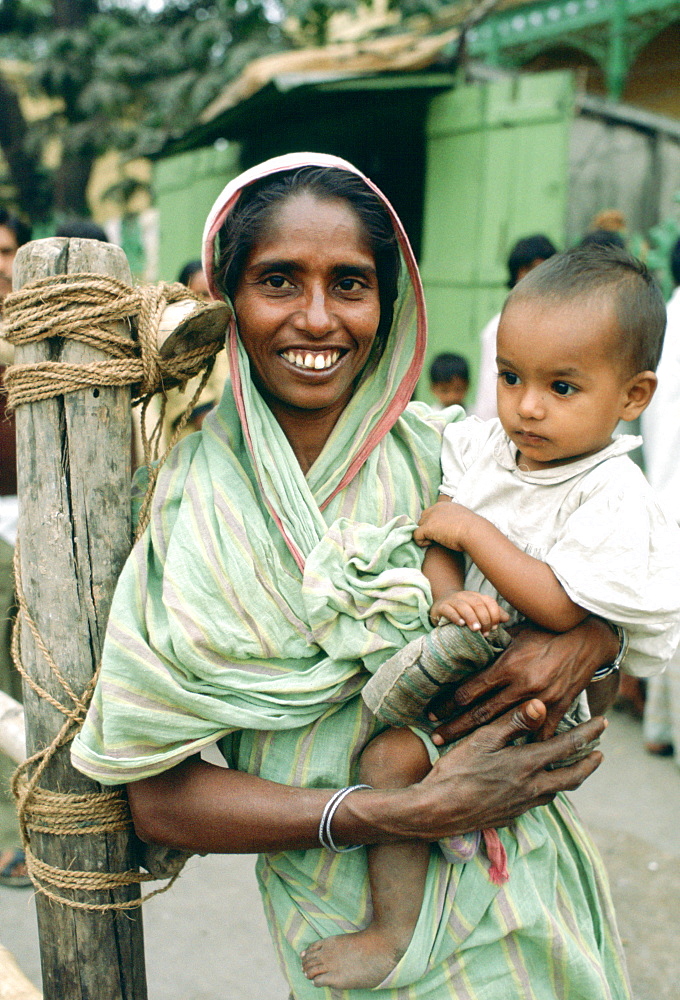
[644,742,674,757]
[0,848,32,888]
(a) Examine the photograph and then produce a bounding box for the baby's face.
[495,294,632,471]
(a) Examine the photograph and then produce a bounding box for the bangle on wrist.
[592,623,628,681]
[318,785,372,853]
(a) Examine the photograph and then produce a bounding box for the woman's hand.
[415,701,606,837]
[427,617,619,746]
[336,700,606,843]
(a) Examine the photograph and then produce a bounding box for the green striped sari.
[72,154,630,999]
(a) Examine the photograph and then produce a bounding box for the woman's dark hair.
[215,166,401,351]
[177,259,204,287]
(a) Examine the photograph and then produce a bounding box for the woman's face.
[233,192,381,419]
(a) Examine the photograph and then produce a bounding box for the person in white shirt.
[641,236,680,762]
[303,243,680,990]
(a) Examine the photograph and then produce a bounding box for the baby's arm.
[421,529,510,635]
[416,498,589,633]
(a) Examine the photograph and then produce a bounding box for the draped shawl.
[71,155,631,1000]
[72,153,447,783]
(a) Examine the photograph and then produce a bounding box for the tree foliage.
[0,0,290,219]
[0,0,461,220]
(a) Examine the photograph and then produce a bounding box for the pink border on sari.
[204,153,427,570]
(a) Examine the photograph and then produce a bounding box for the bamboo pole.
[12,238,146,1000]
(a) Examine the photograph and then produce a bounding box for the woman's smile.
[279,347,343,372]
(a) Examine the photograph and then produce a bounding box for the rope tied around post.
[2,273,222,404]
[10,539,186,910]
[5,270,226,910]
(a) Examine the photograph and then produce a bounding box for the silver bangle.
[592,623,628,680]
[318,784,372,853]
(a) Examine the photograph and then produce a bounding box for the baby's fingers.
[445,597,485,632]
[480,597,510,628]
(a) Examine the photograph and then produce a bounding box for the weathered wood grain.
[13,237,146,1000]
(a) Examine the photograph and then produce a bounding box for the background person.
[471,234,557,420]
[72,155,625,1000]
[177,259,210,301]
[428,351,469,409]
[642,235,680,762]
[54,218,109,242]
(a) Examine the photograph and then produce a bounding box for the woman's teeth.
[282,350,340,370]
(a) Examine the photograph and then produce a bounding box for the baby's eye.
[499,371,520,386]
[552,381,577,396]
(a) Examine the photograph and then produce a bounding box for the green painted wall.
[154,144,241,282]
[418,70,574,402]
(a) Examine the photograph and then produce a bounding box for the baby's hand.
[430,591,510,636]
[414,501,476,551]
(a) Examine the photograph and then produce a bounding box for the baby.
[301,244,680,990]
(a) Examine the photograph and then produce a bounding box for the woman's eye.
[263,274,291,289]
[499,371,520,386]
[336,277,364,292]
[552,381,576,396]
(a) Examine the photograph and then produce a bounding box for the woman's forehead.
[247,191,374,260]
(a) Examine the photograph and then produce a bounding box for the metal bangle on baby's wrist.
[591,623,628,681]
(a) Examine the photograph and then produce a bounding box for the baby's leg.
[301,727,431,989]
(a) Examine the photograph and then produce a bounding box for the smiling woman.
[71,153,631,1000]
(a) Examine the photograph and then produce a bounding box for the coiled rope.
[3,272,225,909]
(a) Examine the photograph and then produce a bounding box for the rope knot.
[2,273,225,409]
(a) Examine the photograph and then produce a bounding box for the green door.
[418,70,575,401]
[154,143,241,283]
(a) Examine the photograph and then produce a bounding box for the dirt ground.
[1,709,678,1000]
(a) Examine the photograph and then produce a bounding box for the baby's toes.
[301,943,327,977]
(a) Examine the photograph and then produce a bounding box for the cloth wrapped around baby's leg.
[362,621,598,767]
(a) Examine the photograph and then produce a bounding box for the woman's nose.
[294,285,335,337]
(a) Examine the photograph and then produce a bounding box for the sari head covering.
[72,153,450,784]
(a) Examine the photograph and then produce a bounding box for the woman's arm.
[428,617,620,745]
[415,501,588,632]
[127,702,606,854]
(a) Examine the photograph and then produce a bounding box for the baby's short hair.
[507,244,666,373]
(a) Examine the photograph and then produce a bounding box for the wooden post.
[12,238,147,1000]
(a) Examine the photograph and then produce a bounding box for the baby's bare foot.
[301,928,406,989]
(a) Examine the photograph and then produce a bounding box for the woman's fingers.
[419,708,607,837]
[431,689,516,745]
[464,697,547,748]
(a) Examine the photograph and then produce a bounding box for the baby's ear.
[620,370,657,421]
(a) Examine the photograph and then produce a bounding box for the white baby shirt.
[439,417,680,677]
